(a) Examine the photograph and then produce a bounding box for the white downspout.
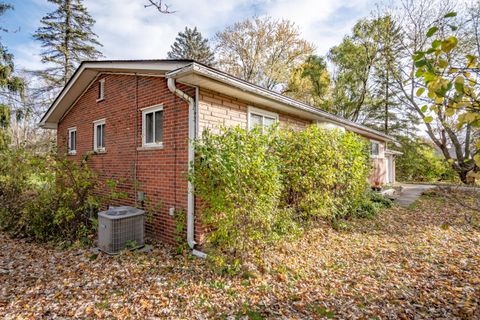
[167,78,206,259]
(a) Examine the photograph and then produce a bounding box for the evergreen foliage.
[33,0,102,90]
[167,27,214,65]
[0,2,24,150]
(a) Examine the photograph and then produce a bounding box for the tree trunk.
[64,0,71,86]
[385,67,389,134]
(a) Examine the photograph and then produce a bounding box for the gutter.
[167,63,394,142]
[167,78,206,259]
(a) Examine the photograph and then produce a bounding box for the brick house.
[40,60,397,253]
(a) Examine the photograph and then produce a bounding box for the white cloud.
[260,0,372,54]
[13,42,45,72]
[86,0,371,60]
[86,0,259,60]
[14,0,372,70]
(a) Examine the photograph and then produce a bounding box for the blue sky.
[1,0,374,71]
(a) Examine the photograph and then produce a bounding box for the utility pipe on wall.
[167,78,206,259]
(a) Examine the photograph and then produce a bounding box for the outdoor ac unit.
[98,206,145,254]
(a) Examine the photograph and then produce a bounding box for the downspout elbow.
[167,78,194,105]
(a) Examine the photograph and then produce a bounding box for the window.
[97,79,105,101]
[142,104,164,147]
[247,106,278,132]
[93,119,105,152]
[67,127,76,155]
[371,141,380,157]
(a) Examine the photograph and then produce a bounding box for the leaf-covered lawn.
[1,190,479,319]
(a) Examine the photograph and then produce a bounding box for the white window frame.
[142,104,164,148]
[96,79,105,102]
[247,106,279,132]
[370,140,380,158]
[93,119,106,152]
[67,127,77,155]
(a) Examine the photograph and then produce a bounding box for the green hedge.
[276,126,370,220]
[190,125,374,268]
[190,127,285,267]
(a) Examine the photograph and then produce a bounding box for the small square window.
[247,106,278,132]
[97,79,105,102]
[93,119,105,152]
[142,104,164,147]
[68,127,76,155]
[371,141,380,156]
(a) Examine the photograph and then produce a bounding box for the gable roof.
[39,60,193,129]
[40,59,393,142]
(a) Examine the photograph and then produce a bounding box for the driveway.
[394,184,436,207]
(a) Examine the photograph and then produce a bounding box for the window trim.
[247,106,279,132]
[67,127,77,155]
[93,119,106,152]
[96,78,105,102]
[370,140,380,158]
[142,104,164,148]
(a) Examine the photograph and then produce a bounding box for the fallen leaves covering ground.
[1,189,479,319]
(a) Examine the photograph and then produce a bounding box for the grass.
[0,189,479,319]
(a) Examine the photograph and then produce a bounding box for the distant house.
[40,60,397,250]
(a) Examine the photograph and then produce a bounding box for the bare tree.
[215,16,315,91]
[144,0,175,14]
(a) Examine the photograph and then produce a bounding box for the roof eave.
[40,60,194,128]
[166,63,394,142]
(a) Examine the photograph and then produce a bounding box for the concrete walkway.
[394,184,436,207]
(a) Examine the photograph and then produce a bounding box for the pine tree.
[368,15,419,138]
[34,0,102,89]
[167,27,214,65]
[0,2,24,150]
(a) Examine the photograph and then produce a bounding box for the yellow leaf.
[416,88,425,96]
[464,113,480,123]
[475,154,480,167]
[434,96,444,104]
[438,59,448,68]
[445,107,455,116]
[85,306,94,316]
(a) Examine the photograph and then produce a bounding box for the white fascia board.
[40,61,190,128]
[167,63,394,142]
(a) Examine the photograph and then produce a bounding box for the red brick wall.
[57,74,196,244]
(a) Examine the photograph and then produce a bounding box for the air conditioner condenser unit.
[97,206,145,254]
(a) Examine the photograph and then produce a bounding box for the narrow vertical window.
[97,79,105,101]
[371,141,380,157]
[142,104,164,147]
[145,112,154,144]
[68,127,76,155]
[93,119,106,152]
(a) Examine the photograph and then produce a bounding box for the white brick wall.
[198,89,311,134]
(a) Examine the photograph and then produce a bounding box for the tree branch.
[144,0,176,14]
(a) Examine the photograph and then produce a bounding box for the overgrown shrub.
[0,148,99,243]
[190,127,286,267]
[356,191,393,218]
[276,126,370,221]
[190,125,373,268]
[396,137,458,182]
